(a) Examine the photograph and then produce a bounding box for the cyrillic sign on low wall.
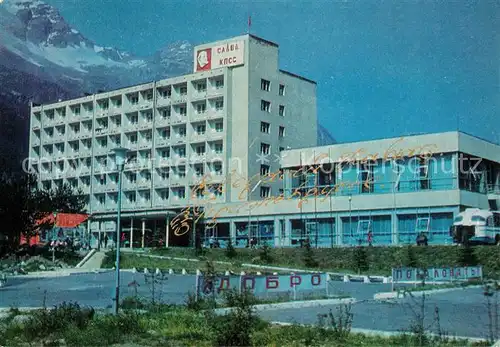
[392,266,483,282]
[196,273,328,297]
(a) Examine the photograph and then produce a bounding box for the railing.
[286,177,458,198]
[487,184,500,195]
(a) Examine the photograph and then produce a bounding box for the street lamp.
[112,146,128,315]
[348,195,353,244]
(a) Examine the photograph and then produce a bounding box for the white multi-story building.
[28,34,317,247]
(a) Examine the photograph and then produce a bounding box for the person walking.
[367,231,373,246]
[104,234,108,249]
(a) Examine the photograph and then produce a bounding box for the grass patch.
[149,246,500,278]
[102,252,289,275]
[0,295,489,347]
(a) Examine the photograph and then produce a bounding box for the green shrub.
[225,239,237,259]
[303,240,319,268]
[259,243,273,264]
[352,246,369,273]
[207,289,263,346]
[23,302,94,340]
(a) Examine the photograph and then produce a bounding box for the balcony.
[208,86,224,97]
[171,94,188,105]
[154,198,170,207]
[93,184,107,193]
[207,109,224,119]
[154,179,170,188]
[170,176,188,187]
[189,153,206,163]
[79,166,91,176]
[190,132,206,143]
[31,137,41,146]
[156,96,171,107]
[155,137,170,147]
[136,179,151,190]
[138,140,152,150]
[191,90,207,101]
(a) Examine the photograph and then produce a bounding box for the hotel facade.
[28,35,500,248]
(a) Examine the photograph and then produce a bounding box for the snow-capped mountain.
[0,0,334,172]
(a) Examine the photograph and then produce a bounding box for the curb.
[373,285,483,300]
[132,253,392,283]
[4,269,112,280]
[271,321,487,342]
[213,298,356,314]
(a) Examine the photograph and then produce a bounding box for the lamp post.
[52,212,57,262]
[348,195,352,245]
[112,147,128,315]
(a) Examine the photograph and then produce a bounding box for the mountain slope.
[0,0,336,173]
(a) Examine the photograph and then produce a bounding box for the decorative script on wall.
[170,138,438,236]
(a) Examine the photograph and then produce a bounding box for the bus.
[450,208,500,245]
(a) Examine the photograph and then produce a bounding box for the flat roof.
[248,34,279,47]
[279,69,316,85]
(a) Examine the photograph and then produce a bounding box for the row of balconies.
[37,121,224,145]
[31,90,224,129]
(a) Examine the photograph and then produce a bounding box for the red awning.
[37,213,89,228]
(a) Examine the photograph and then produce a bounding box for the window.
[97,194,105,205]
[145,112,153,123]
[177,147,186,157]
[180,86,187,95]
[215,79,224,89]
[215,122,223,132]
[161,88,171,98]
[196,103,206,114]
[161,108,170,119]
[179,106,186,116]
[161,149,169,158]
[471,215,486,223]
[159,189,169,200]
[130,96,139,105]
[178,167,186,177]
[260,186,271,198]
[127,192,136,203]
[144,131,152,141]
[128,173,137,183]
[359,161,374,193]
[73,106,80,115]
[129,134,137,144]
[417,157,430,190]
[279,105,285,116]
[214,143,223,154]
[161,171,169,180]
[146,92,153,101]
[279,146,284,152]
[71,123,80,134]
[196,145,206,155]
[261,100,271,112]
[161,128,170,139]
[196,124,206,135]
[279,126,285,137]
[260,165,270,176]
[177,188,186,198]
[195,166,204,176]
[178,127,186,137]
[215,100,224,110]
[130,114,138,124]
[214,163,223,174]
[416,217,430,232]
[279,84,285,96]
[261,79,271,91]
[99,175,106,185]
[357,220,372,236]
[260,122,270,133]
[197,82,206,92]
[260,143,270,155]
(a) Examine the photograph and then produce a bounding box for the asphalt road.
[0,272,491,340]
[259,287,492,339]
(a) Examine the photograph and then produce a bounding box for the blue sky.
[45,0,499,144]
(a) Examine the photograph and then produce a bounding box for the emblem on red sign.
[196,48,211,71]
